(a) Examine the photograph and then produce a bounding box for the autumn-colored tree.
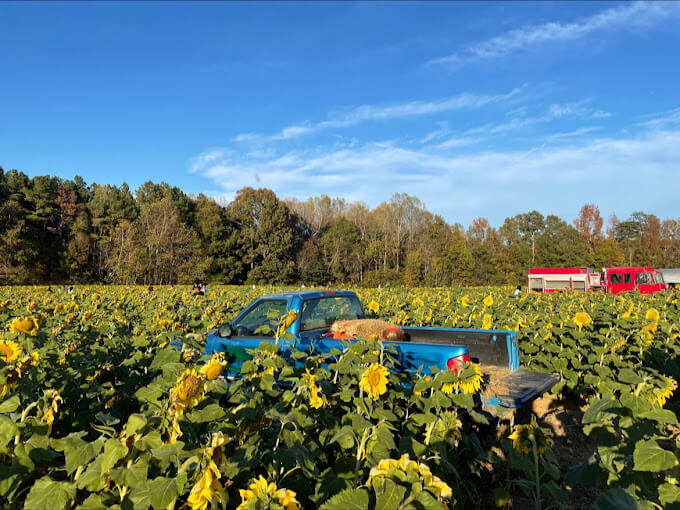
[574,204,604,262]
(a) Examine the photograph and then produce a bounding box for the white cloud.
[428,2,679,68]
[233,87,523,143]
[191,129,680,225]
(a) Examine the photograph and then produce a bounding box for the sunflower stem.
[532,440,541,510]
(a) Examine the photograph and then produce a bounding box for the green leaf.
[319,488,369,510]
[149,347,181,371]
[129,474,187,510]
[101,438,128,473]
[126,414,148,436]
[659,483,680,509]
[620,392,653,417]
[633,439,678,472]
[374,478,407,510]
[0,395,20,413]
[637,409,678,425]
[76,494,107,510]
[329,426,355,450]
[617,368,644,385]
[50,434,104,475]
[591,488,639,510]
[187,403,227,423]
[565,459,604,486]
[582,398,621,424]
[24,477,76,510]
[415,489,444,510]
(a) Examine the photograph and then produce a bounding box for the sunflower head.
[170,369,206,412]
[0,340,22,363]
[645,308,660,322]
[482,314,493,330]
[283,310,298,328]
[460,296,470,307]
[483,295,493,307]
[508,417,553,455]
[368,300,380,314]
[572,312,592,330]
[201,355,227,381]
[359,363,389,400]
[9,317,39,335]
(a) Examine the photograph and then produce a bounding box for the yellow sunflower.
[170,369,206,413]
[460,296,470,307]
[645,308,660,322]
[359,363,389,400]
[0,340,22,363]
[283,310,298,328]
[483,295,493,307]
[651,377,677,407]
[237,476,300,510]
[201,355,227,381]
[368,300,380,314]
[508,417,553,455]
[187,461,223,510]
[9,317,39,335]
[572,312,592,330]
[482,314,493,330]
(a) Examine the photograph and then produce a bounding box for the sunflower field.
[0,285,678,510]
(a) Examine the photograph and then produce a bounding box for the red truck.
[528,267,665,295]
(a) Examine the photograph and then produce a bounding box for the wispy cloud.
[545,126,601,140]
[192,128,680,225]
[234,87,524,143]
[637,107,680,128]
[428,2,678,69]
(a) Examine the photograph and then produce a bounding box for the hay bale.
[480,364,513,399]
[330,319,399,340]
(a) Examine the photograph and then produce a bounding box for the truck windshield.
[636,272,653,285]
[655,273,664,284]
[232,299,288,337]
[301,296,365,331]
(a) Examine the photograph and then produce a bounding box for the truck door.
[636,271,656,294]
[608,271,623,294]
[622,272,635,292]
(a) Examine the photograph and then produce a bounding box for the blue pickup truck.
[205,290,557,410]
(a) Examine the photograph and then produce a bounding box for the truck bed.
[400,327,557,408]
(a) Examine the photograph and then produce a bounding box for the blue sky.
[1,1,680,226]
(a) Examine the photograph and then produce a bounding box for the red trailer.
[528,267,665,294]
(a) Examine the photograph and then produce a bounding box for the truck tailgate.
[483,369,559,409]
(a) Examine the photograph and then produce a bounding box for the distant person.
[147,285,153,295]
[514,285,522,296]
[67,286,74,294]
[200,283,207,296]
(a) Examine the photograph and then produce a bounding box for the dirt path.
[528,394,600,510]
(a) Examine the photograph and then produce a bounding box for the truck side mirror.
[218,324,233,338]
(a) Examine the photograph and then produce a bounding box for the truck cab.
[603,267,665,295]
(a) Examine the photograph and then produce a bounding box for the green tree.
[227,188,298,284]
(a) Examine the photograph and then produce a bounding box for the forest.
[1,166,679,286]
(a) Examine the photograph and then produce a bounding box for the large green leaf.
[129,474,187,510]
[582,398,621,424]
[591,488,639,510]
[24,477,76,510]
[633,439,678,472]
[319,488,369,510]
[50,434,104,475]
[659,483,680,509]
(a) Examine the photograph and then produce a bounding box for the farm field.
[0,285,678,510]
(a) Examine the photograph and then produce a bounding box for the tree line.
[1,166,679,286]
